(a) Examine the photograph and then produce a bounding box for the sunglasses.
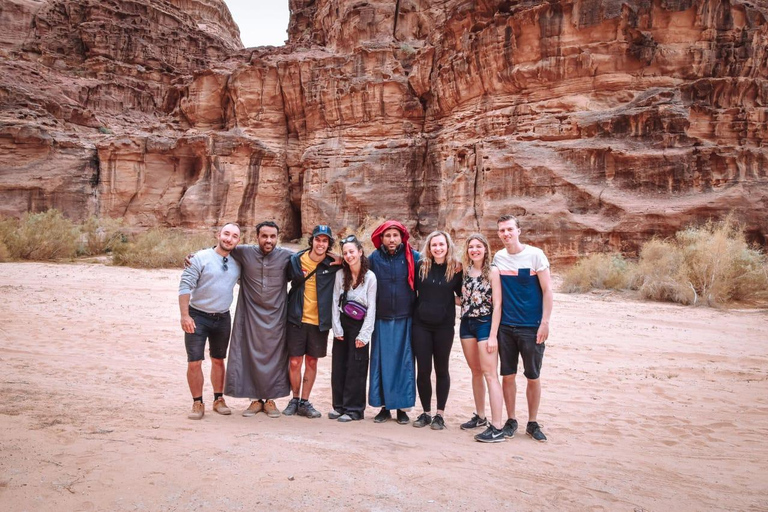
[340,235,357,244]
[222,256,229,271]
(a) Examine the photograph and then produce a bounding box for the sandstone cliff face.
[1,0,766,259]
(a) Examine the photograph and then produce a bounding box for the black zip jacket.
[287,249,341,331]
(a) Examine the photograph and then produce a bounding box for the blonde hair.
[461,233,491,282]
[419,230,457,282]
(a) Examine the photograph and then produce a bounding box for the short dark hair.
[497,214,520,229]
[256,220,279,236]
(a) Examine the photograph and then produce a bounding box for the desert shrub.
[561,253,633,293]
[399,42,416,55]
[630,238,695,304]
[80,216,127,256]
[632,218,768,306]
[112,228,214,268]
[1,210,79,260]
[0,241,10,262]
[0,216,19,260]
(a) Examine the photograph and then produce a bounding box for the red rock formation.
[1,0,766,259]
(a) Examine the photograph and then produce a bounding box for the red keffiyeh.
[371,220,416,290]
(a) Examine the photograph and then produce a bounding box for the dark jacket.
[287,249,341,331]
[369,244,421,319]
[414,260,463,326]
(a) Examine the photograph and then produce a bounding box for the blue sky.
[223,0,290,48]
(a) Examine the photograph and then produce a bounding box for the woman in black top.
[411,230,463,430]
[459,233,505,443]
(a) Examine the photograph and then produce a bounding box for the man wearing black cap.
[284,225,342,418]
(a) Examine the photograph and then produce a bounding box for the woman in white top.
[330,235,377,422]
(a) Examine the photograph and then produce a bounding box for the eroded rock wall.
[1,0,766,257]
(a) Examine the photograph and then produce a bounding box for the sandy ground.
[0,261,767,511]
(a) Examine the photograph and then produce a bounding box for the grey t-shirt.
[179,248,241,314]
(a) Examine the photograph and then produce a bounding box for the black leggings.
[331,315,369,418]
[411,322,454,412]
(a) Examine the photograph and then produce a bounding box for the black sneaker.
[460,413,487,430]
[282,397,300,416]
[502,418,518,438]
[396,409,410,425]
[526,421,547,442]
[297,401,321,419]
[412,412,432,428]
[474,425,506,443]
[373,408,391,423]
[430,414,446,430]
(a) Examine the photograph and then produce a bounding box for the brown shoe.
[264,399,281,418]
[188,401,204,420]
[213,398,232,415]
[242,400,264,417]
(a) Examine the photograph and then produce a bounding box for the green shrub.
[561,253,632,293]
[111,228,214,268]
[1,210,79,260]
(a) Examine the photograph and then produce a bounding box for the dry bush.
[630,239,695,304]
[0,241,10,262]
[631,218,768,306]
[561,253,633,293]
[80,216,127,256]
[0,217,18,261]
[112,228,214,268]
[1,210,79,260]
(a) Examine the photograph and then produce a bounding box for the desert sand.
[1,261,767,511]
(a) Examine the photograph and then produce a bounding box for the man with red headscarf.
[368,220,420,424]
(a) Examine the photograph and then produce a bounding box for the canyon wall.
[1,0,766,258]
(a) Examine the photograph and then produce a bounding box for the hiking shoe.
[373,408,391,423]
[474,425,506,443]
[412,412,432,428]
[328,409,342,420]
[242,400,263,417]
[430,414,446,430]
[297,401,321,418]
[526,421,547,442]
[460,413,487,430]
[188,401,204,420]
[396,409,410,425]
[502,418,518,438]
[264,399,281,418]
[283,397,300,416]
[212,398,231,415]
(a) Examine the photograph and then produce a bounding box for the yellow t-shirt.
[300,251,320,325]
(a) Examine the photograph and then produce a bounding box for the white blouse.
[331,269,377,344]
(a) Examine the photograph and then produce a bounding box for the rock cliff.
[1,0,766,258]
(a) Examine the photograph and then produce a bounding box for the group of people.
[178,216,552,443]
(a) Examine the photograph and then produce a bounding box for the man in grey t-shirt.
[179,223,241,420]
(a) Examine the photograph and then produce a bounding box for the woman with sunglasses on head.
[330,235,377,422]
[459,233,506,443]
[411,230,463,430]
